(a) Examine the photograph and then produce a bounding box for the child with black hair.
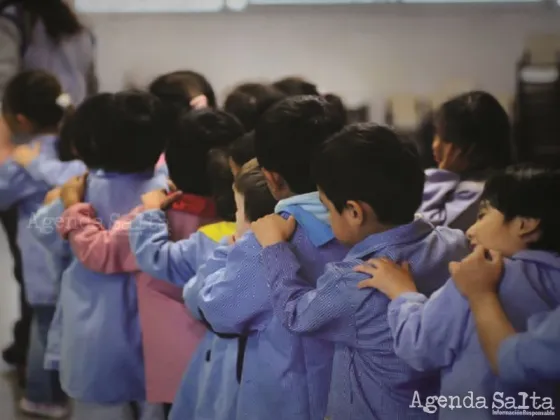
[357,164,560,419]
[192,96,347,420]
[224,82,286,131]
[0,69,86,419]
[420,91,511,231]
[251,123,469,420]
[41,90,168,420]
[168,158,277,420]
[148,70,217,175]
[272,76,320,96]
[228,131,255,176]
[56,108,244,409]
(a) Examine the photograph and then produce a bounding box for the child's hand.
[251,215,296,248]
[142,190,182,211]
[44,187,62,205]
[450,246,503,301]
[12,143,41,167]
[354,258,417,300]
[61,174,88,209]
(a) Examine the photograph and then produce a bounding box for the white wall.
[85,6,560,119]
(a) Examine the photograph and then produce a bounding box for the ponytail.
[24,0,83,43]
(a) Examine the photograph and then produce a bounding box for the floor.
[0,228,36,420]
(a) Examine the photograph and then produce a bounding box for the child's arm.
[498,307,560,386]
[25,156,87,187]
[28,197,69,257]
[58,203,140,274]
[355,258,470,371]
[449,246,559,386]
[129,209,215,285]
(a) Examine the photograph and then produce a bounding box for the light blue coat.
[57,169,167,403]
[0,134,85,305]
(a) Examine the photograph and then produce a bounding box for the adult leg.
[1,207,32,371]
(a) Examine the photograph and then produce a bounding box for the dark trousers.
[1,206,32,362]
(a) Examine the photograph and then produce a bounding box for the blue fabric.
[499,306,560,387]
[57,169,168,404]
[388,250,560,420]
[282,205,334,247]
[260,219,469,420]
[275,192,330,224]
[172,244,239,420]
[419,169,484,232]
[25,305,66,405]
[129,210,219,286]
[196,226,347,420]
[0,134,85,305]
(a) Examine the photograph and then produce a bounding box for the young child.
[251,123,470,420]
[224,82,286,131]
[452,247,560,388]
[159,158,277,420]
[357,164,560,419]
[192,96,346,420]
[52,90,168,420]
[420,91,511,232]
[228,131,255,177]
[56,109,244,407]
[0,69,86,419]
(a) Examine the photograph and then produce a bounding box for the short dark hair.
[207,148,236,222]
[436,91,511,174]
[2,70,65,130]
[149,71,216,122]
[228,131,256,168]
[234,159,277,222]
[166,109,244,195]
[313,123,425,226]
[224,83,286,132]
[273,77,319,97]
[255,96,344,195]
[22,0,84,42]
[72,91,165,173]
[323,93,348,126]
[482,164,560,253]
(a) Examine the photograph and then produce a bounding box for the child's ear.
[16,114,33,132]
[518,217,541,242]
[345,200,365,225]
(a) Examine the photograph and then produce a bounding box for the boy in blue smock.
[357,164,560,419]
[190,96,347,420]
[252,123,470,420]
[0,70,85,419]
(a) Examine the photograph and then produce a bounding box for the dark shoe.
[2,342,26,366]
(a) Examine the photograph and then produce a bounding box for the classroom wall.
[85,6,560,120]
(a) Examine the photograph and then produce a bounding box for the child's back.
[55,91,167,404]
[59,170,166,402]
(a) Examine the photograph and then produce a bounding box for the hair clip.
[56,93,72,109]
[190,95,208,110]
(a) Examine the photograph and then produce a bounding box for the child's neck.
[32,127,58,137]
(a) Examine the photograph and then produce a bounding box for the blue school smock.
[260,218,470,420]
[499,306,560,387]
[57,169,167,404]
[419,169,484,232]
[388,250,560,420]
[28,199,73,371]
[170,244,240,420]
[0,134,85,305]
[194,222,347,420]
